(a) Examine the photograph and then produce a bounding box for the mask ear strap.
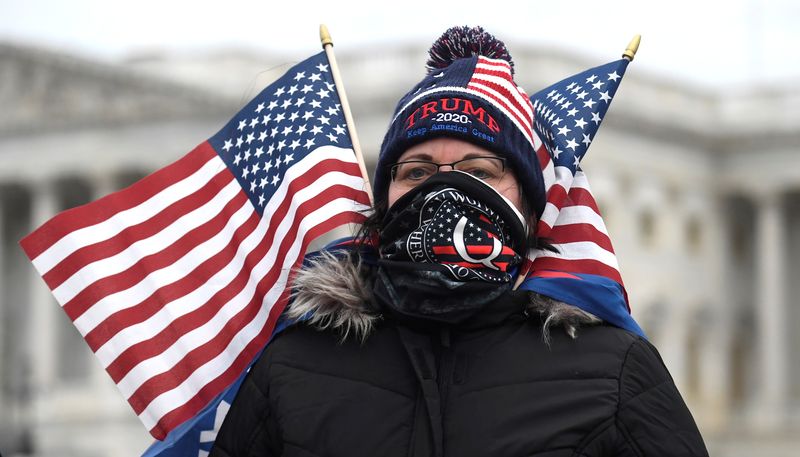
[512,217,538,291]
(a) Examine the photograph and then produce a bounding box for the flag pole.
[320,24,374,205]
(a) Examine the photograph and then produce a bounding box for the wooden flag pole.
[622,35,641,61]
[320,24,374,205]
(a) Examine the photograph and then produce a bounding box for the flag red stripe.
[565,188,601,215]
[546,183,568,208]
[547,223,615,253]
[81,194,258,351]
[20,143,217,260]
[45,168,234,293]
[145,209,366,440]
[536,144,551,171]
[529,270,581,280]
[532,257,623,285]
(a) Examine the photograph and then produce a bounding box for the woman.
[210,26,708,457]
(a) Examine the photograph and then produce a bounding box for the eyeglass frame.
[388,156,508,182]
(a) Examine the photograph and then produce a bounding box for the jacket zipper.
[437,326,453,420]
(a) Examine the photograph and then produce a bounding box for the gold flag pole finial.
[318,24,374,204]
[320,24,333,48]
[622,35,641,61]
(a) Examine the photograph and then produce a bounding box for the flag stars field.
[215,61,353,214]
[532,60,627,172]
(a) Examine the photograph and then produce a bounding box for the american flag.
[20,51,371,440]
[520,58,644,335]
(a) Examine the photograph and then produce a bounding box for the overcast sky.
[1,0,798,89]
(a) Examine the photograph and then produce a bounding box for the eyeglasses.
[389,156,507,188]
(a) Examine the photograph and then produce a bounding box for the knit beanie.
[374,26,546,217]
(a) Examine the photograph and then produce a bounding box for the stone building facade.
[0,41,798,456]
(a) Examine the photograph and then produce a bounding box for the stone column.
[696,197,733,431]
[28,181,59,398]
[753,190,788,428]
[93,172,118,201]
[659,308,690,394]
[0,194,5,421]
[656,191,689,394]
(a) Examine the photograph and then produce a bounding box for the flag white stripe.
[532,130,543,151]
[540,156,556,192]
[571,171,592,190]
[553,206,609,235]
[539,201,560,230]
[32,156,225,273]
[537,241,619,269]
[137,196,367,431]
[54,177,242,305]
[552,165,574,188]
[77,197,253,339]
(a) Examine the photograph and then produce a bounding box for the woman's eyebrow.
[462,152,496,159]
[399,151,499,162]
[399,153,433,161]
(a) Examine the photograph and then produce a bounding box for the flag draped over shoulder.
[519,58,644,336]
[20,51,372,442]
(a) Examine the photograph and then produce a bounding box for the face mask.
[373,171,527,324]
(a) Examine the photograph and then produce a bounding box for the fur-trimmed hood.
[286,252,600,342]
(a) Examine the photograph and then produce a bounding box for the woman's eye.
[404,167,433,181]
[465,168,494,180]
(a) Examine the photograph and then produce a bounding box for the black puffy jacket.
[211,258,708,457]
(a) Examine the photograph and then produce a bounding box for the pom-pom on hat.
[374,26,546,218]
